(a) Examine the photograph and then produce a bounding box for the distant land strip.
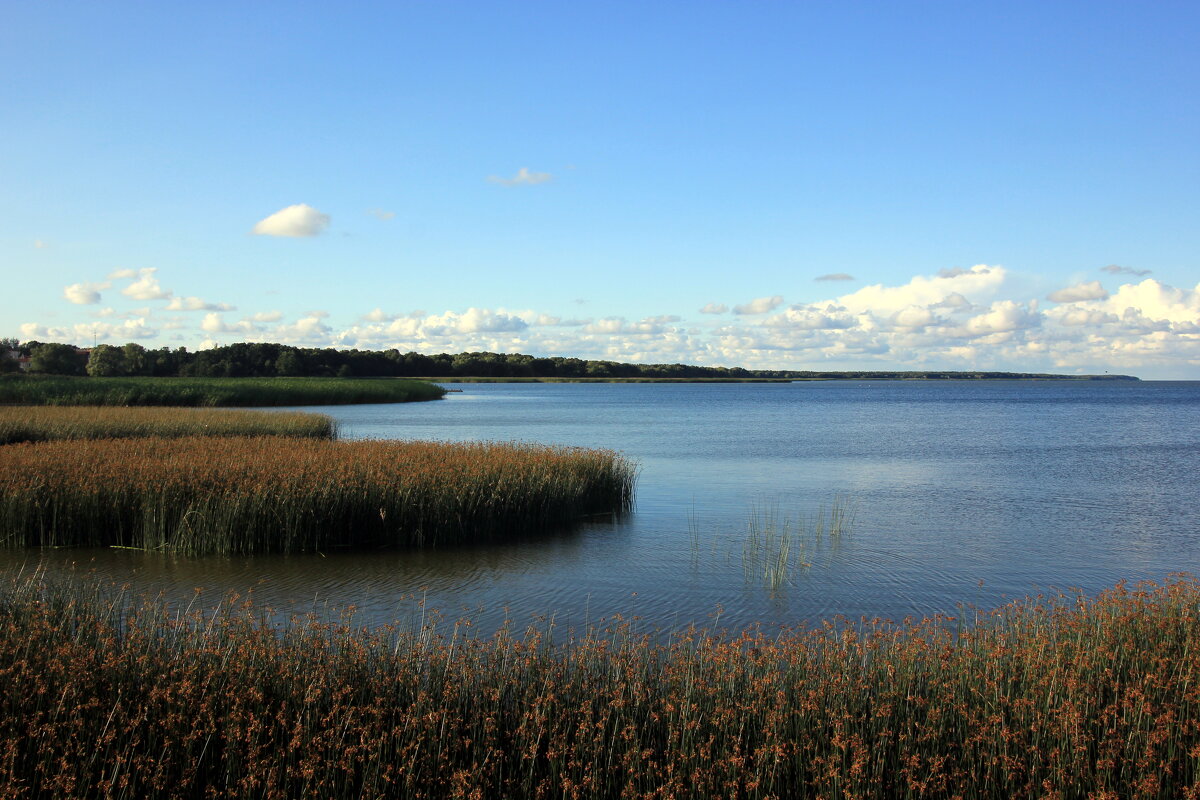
[4,341,1138,382]
[427,373,1139,382]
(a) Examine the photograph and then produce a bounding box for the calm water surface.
[8,381,1199,633]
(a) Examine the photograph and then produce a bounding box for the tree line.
[1,339,1136,381]
[3,340,762,379]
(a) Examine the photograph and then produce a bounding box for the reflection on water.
[4,381,1199,633]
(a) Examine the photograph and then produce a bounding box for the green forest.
[1,339,1137,381]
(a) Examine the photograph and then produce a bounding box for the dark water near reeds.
[7,381,1200,634]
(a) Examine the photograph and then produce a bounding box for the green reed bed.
[0,374,445,406]
[0,406,336,444]
[0,437,636,554]
[0,573,1196,799]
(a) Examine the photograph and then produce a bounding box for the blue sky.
[4,1,1198,377]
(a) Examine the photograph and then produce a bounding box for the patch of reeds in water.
[0,406,336,444]
[0,374,446,406]
[0,571,1197,798]
[715,498,855,593]
[0,437,636,554]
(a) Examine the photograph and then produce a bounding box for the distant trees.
[29,344,87,376]
[86,345,126,377]
[9,340,1124,381]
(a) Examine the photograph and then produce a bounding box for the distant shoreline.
[426,373,1140,383]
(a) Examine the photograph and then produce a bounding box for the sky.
[3,2,1198,378]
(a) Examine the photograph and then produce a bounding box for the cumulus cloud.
[733,296,784,315]
[815,273,855,282]
[63,281,111,305]
[166,296,236,312]
[20,318,157,342]
[252,204,331,237]
[1101,264,1151,277]
[119,268,172,301]
[699,303,729,314]
[249,311,283,322]
[1047,281,1108,303]
[107,268,137,280]
[762,304,857,331]
[962,300,1042,337]
[836,265,1002,315]
[487,167,553,186]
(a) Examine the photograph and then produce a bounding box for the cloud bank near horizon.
[22,264,1200,378]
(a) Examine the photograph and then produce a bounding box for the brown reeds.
[0,437,636,553]
[0,405,336,444]
[0,573,1197,798]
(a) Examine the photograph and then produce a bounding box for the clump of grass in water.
[2,571,1198,797]
[0,405,336,444]
[741,497,855,593]
[0,437,636,554]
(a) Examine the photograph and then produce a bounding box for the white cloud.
[107,268,137,280]
[166,296,236,312]
[20,318,157,342]
[252,204,331,237]
[63,281,111,305]
[120,268,172,301]
[961,300,1042,337]
[249,311,283,322]
[1095,279,1200,325]
[1055,308,1119,327]
[364,308,398,322]
[424,308,529,335]
[699,303,729,314]
[815,273,855,282]
[368,208,396,220]
[891,306,937,330]
[487,167,553,186]
[836,265,1002,315]
[733,296,784,315]
[1047,281,1108,303]
[762,304,857,330]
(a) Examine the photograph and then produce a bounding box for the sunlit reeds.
[1,572,1197,798]
[0,374,445,406]
[0,437,636,553]
[0,405,336,444]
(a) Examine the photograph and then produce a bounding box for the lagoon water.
[8,380,1200,634]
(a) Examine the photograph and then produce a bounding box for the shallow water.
[7,380,1199,634]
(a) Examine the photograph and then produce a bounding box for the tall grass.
[0,374,445,406]
[0,406,336,444]
[739,498,856,592]
[0,437,636,553]
[0,572,1197,798]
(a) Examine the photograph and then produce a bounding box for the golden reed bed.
[0,574,1196,798]
[0,405,336,444]
[0,436,636,553]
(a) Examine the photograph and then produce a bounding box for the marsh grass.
[0,405,336,444]
[0,437,636,554]
[740,497,855,593]
[1,571,1197,798]
[0,374,445,406]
